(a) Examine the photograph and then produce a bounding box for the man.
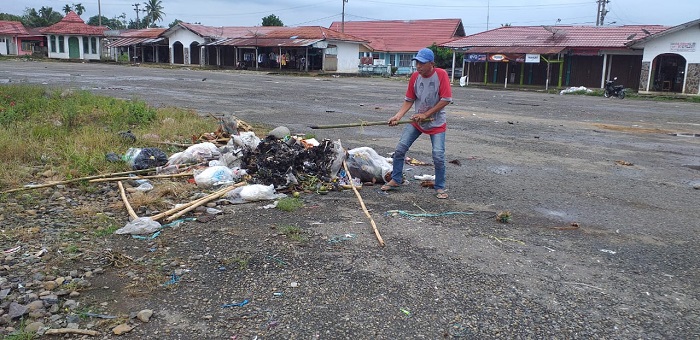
[381,48,452,199]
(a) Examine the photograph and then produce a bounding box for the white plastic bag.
[346,147,393,183]
[329,140,347,179]
[225,184,286,204]
[194,166,233,187]
[168,142,221,165]
[115,217,161,235]
[231,131,261,149]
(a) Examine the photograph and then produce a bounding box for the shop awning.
[462,46,566,55]
[107,37,164,48]
[207,37,323,48]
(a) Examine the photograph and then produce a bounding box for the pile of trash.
[111,122,395,193]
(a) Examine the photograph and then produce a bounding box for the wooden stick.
[89,172,192,183]
[44,328,100,336]
[310,120,404,130]
[309,118,432,130]
[165,183,245,222]
[150,182,247,221]
[343,160,385,247]
[117,181,139,220]
[1,166,166,194]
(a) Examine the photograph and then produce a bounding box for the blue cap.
[412,48,434,63]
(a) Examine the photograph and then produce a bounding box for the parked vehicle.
[604,77,626,99]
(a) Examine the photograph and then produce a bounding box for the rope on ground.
[386,210,476,218]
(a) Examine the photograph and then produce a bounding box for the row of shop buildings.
[0,12,698,96]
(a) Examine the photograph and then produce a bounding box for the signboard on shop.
[525,54,541,63]
[466,54,486,62]
[670,42,696,52]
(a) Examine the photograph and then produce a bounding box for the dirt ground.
[1,60,699,339]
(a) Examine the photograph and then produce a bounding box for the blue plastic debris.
[222,299,249,308]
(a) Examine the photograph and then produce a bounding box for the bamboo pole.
[150,181,247,221]
[44,328,100,336]
[343,160,385,247]
[309,120,407,130]
[89,172,192,183]
[0,167,161,194]
[309,118,432,130]
[1,162,206,194]
[165,182,245,222]
[117,181,139,220]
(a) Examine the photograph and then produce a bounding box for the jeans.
[391,124,446,190]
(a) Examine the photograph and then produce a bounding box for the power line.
[361,0,592,9]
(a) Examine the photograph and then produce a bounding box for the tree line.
[0,3,286,30]
[0,0,167,30]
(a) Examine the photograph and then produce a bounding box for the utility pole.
[133,3,141,28]
[341,0,348,33]
[98,0,102,26]
[596,0,609,26]
[486,0,490,30]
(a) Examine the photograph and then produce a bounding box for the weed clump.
[276,197,303,212]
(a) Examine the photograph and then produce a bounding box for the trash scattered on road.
[116,217,162,235]
[328,233,356,244]
[600,249,617,254]
[559,86,592,95]
[496,211,512,223]
[222,299,249,308]
[413,174,435,181]
[163,272,181,286]
[615,160,634,166]
[386,210,476,219]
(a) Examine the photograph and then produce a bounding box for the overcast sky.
[6,0,700,34]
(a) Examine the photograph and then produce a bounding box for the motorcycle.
[604,77,626,99]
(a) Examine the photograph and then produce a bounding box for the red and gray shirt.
[405,67,452,134]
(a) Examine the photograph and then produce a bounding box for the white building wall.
[46,35,101,60]
[167,29,205,64]
[641,29,700,63]
[0,36,8,55]
[334,41,360,73]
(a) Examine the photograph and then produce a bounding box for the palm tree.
[62,4,72,14]
[143,0,164,28]
[73,3,86,16]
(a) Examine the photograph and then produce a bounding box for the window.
[398,54,413,67]
[58,36,64,53]
[325,44,337,56]
[83,37,89,53]
[91,37,97,54]
[50,35,56,52]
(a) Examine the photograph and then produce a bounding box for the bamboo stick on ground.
[164,183,245,222]
[1,162,206,194]
[150,182,247,221]
[89,172,192,183]
[44,328,100,336]
[343,160,385,247]
[117,181,139,220]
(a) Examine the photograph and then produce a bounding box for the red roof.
[40,11,107,36]
[443,25,670,53]
[168,23,280,39]
[262,26,366,42]
[0,21,29,36]
[329,19,465,52]
[168,24,366,46]
[119,28,167,39]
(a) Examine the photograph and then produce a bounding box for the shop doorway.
[172,42,184,64]
[651,53,686,92]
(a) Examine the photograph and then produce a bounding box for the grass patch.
[279,225,307,242]
[4,318,37,340]
[276,197,303,212]
[0,84,215,191]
